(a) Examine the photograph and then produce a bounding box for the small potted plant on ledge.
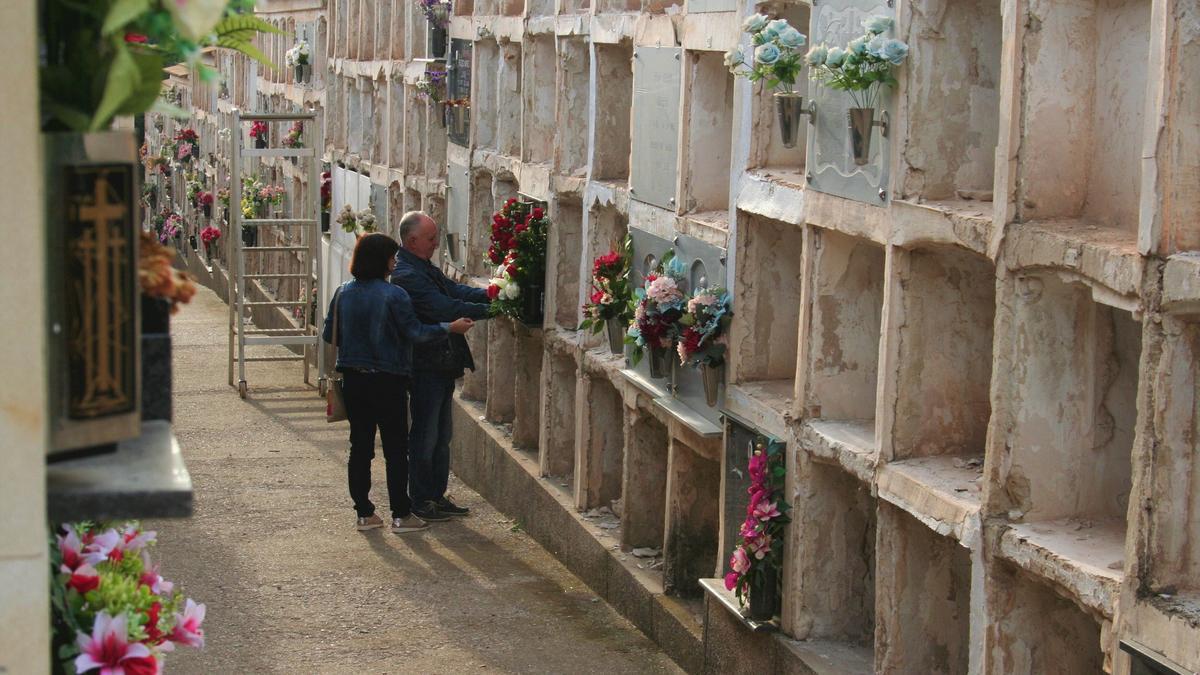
[579,237,634,355]
[626,251,686,379]
[286,38,311,84]
[724,437,791,622]
[415,70,448,127]
[807,16,909,165]
[197,190,214,218]
[282,121,304,164]
[677,287,732,406]
[726,15,809,148]
[249,120,269,149]
[50,522,207,673]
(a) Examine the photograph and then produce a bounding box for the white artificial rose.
[165,0,227,42]
[502,282,521,300]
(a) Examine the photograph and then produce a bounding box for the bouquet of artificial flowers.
[724,14,808,93]
[805,15,909,109]
[724,438,791,608]
[625,250,687,366]
[676,287,732,367]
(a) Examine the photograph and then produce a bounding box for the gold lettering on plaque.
[69,169,134,417]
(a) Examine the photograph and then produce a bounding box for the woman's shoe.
[391,515,429,533]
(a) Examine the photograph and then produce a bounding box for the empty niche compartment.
[467,170,495,277]
[575,375,625,513]
[388,80,405,167]
[880,245,995,527]
[593,43,634,182]
[663,435,721,597]
[497,43,522,157]
[453,0,473,15]
[802,229,886,454]
[527,0,553,17]
[1147,318,1200,599]
[388,2,404,60]
[474,41,499,151]
[501,0,522,17]
[898,0,1000,204]
[374,2,390,60]
[597,0,639,13]
[621,408,669,552]
[1016,0,1151,236]
[986,561,1106,673]
[555,39,590,177]
[680,50,734,225]
[404,187,422,213]
[512,327,544,450]
[875,502,971,675]
[522,36,555,164]
[746,2,811,184]
[461,310,490,400]
[485,317,518,423]
[404,84,427,174]
[997,272,1141,610]
[561,0,590,14]
[549,199,584,329]
[540,351,578,488]
[787,458,876,647]
[729,212,803,417]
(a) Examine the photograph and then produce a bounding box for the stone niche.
[474,41,499,151]
[874,502,972,674]
[528,0,553,16]
[999,273,1140,530]
[663,434,721,597]
[467,170,494,277]
[548,199,584,329]
[575,374,625,512]
[522,36,555,164]
[746,2,810,183]
[498,42,523,158]
[889,245,995,463]
[388,80,405,167]
[621,406,669,550]
[986,561,1105,673]
[801,228,886,443]
[597,0,639,13]
[680,50,734,222]
[729,212,803,416]
[561,0,590,15]
[1015,0,1151,235]
[539,350,578,484]
[403,83,426,174]
[898,0,1001,203]
[555,39,590,177]
[593,43,634,182]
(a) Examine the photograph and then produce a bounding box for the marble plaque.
[670,233,726,424]
[445,161,469,269]
[631,47,682,211]
[806,0,895,206]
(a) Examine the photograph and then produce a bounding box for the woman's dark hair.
[349,233,400,280]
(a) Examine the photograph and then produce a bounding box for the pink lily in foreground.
[169,599,206,649]
[74,612,159,675]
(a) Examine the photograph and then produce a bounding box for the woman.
[323,233,474,534]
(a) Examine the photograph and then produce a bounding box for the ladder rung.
[241,245,308,252]
[244,336,319,346]
[244,273,311,279]
[243,328,312,334]
[235,356,307,362]
[239,300,307,307]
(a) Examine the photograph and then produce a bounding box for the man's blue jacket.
[390,247,490,376]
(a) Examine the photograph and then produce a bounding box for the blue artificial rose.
[755,42,782,65]
[825,46,847,67]
[804,43,828,66]
[777,27,807,50]
[742,13,769,33]
[867,35,909,64]
[848,34,871,56]
[862,15,893,34]
[724,46,745,69]
[761,19,789,40]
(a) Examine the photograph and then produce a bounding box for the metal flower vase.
[747,566,779,622]
[847,108,888,166]
[700,362,723,407]
[648,347,671,379]
[294,63,311,84]
[774,92,805,149]
[604,318,625,355]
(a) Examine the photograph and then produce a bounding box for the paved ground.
[146,284,680,674]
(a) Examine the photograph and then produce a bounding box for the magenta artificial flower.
[739,518,759,539]
[747,453,767,483]
[752,501,781,522]
[83,529,124,566]
[121,525,156,554]
[169,599,206,649]
[730,546,751,574]
[748,533,772,560]
[724,571,741,591]
[138,552,174,596]
[74,612,158,675]
[59,527,87,573]
[67,564,101,595]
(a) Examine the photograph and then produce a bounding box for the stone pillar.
[484,316,516,423]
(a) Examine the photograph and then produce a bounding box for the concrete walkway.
[146,284,680,674]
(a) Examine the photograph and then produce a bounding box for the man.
[391,211,491,522]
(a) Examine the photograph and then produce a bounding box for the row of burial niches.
[623,227,728,428]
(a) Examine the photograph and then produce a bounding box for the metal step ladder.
[227,110,327,399]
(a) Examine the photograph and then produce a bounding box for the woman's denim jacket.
[322,278,449,376]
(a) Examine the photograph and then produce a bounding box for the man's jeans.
[408,370,456,506]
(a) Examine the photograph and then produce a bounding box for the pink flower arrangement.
[51,522,207,673]
[200,225,222,248]
[676,287,732,367]
[724,438,791,609]
[626,250,687,366]
[249,120,269,140]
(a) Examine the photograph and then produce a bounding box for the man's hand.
[449,318,475,334]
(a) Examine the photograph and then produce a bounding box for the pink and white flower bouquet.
[51,521,207,674]
[578,236,634,333]
[625,250,687,367]
[676,287,732,367]
[724,438,791,610]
